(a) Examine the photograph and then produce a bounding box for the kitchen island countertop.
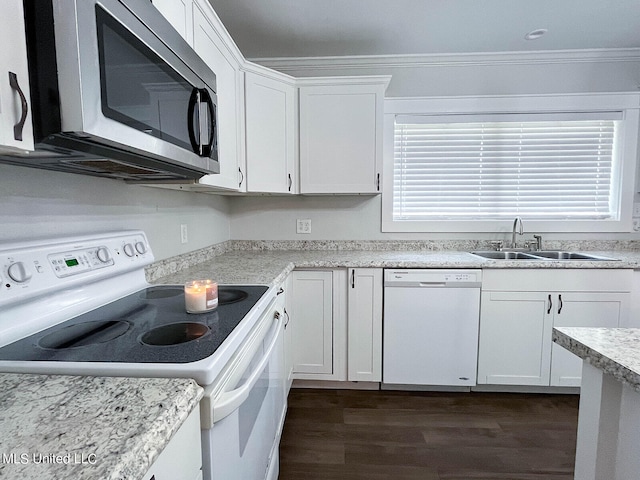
[0,373,203,480]
[553,327,640,392]
[552,327,640,479]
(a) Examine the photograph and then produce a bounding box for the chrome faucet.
[511,217,523,248]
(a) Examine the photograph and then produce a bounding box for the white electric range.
[0,231,286,480]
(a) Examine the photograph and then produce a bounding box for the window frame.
[382,93,640,233]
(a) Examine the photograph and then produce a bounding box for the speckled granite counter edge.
[553,328,640,393]
[146,239,640,282]
[108,378,204,480]
[0,374,204,480]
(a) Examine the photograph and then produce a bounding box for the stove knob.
[96,247,111,263]
[7,261,32,283]
[134,241,147,255]
[123,243,135,257]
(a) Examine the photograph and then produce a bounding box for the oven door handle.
[206,308,283,425]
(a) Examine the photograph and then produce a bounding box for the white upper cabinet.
[151,0,245,192]
[191,1,245,192]
[298,77,390,194]
[151,0,194,44]
[0,0,33,154]
[136,3,393,195]
[244,65,297,194]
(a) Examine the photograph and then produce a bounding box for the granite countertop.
[0,373,203,480]
[553,327,640,393]
[150,248,640,287]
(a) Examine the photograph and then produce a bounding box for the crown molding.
[250,48,640,72]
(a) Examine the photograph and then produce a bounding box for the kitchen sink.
[471,251,539,260]
[529,251,619,261]
[471,250,619,261]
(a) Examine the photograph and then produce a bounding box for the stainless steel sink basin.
[528,251,619,261]
[471,250,619,261]
[471,251,539,260]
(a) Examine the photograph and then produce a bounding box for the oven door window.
[95,5,198,152]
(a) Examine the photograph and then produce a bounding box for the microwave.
[0,0,219,181]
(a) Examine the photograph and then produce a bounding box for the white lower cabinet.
[290,269,382,383]
[550,292,626,386]
[290,270,336,377]
[278,274,294,394]
[477,269,631,388]
[478,290,554,386]
[142,407,202,480]
[347,268,382,382]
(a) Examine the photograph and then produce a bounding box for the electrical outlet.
[180,224,188,244]
[296,219,311,234]
[634,203,640,217]
[634,219,640,232]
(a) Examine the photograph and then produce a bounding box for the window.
[394,115,618,221]
[382,95,640,233]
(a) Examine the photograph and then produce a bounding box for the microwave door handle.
[200,88,216,157]
[187,87,201,155]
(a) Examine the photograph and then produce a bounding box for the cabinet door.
[192,2,243,191]
[550,292,629,387]
[151,0,194,44]
[290,271,333,375]
[0,0,33,153]
[245,70,297,194]
[281,274,294,394]
[143,408,202,480]
[347,268,382,382]
[477,291,553,386]
[299,82,385,194]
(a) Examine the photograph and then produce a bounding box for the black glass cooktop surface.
[0,285,268,364]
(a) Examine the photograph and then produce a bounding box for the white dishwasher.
[383,269,482,387]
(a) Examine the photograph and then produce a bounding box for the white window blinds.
[393,116,620,221]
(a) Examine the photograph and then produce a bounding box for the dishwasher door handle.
[418,282,448,287]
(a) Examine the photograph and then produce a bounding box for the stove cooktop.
[0,285,269,364]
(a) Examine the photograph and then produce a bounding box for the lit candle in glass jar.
[184,280,218,313]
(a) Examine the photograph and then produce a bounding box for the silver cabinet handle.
[351,270,355,288]
[238,167,244,188]
[547,294,552,314]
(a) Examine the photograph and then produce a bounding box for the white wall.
[0,164,231,260]
[229,195,640,242]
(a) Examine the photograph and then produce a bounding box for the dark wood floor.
[279,388,579,480]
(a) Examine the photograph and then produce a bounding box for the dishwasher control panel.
[384,269,482,288]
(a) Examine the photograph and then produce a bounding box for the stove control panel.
[0,231,153,309]
[48,245,115,278]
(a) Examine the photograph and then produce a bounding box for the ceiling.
[208,0,640,60]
